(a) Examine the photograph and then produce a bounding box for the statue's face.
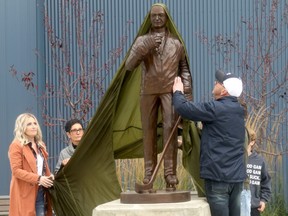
[150,6,167,29]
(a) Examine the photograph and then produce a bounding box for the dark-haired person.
[173,70,246,216]
[8,113,53,216]
[54,119,84,174]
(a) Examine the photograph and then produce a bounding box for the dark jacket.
[173,91,246,182]
[247,151,272,208]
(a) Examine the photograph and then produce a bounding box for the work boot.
[143,175,151,184]
[165,175,179,191]
[143,160,155,184]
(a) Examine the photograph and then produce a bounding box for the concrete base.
[93,193,211,216]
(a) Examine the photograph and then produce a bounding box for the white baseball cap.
[215,70,243,97]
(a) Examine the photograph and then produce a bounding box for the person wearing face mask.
[8,113,54,216]
[54,119,84,174]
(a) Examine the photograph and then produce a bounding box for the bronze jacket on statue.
[126,31,192,99]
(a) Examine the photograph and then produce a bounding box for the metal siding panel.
[0,0,40,195]
[42,0,288,201]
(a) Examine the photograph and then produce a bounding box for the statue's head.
[150,4,168,29]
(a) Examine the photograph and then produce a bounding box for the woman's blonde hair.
[13,113,45,148]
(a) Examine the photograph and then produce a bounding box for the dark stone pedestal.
[120,190,191,204]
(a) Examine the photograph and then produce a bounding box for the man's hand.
[258,201,266,212]
[173,76,184,93]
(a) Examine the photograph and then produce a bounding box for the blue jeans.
[35,186,45,216]
[240,189,251,216]
[205,179,243,216]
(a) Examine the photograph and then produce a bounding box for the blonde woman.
[8,113,53,216]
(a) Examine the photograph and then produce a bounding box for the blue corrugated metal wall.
[44,0,258,168]
[43,0,288,204]
[0,0,44,195]
[1,0,287,206]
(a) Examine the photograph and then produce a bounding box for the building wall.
[0,0,44,195]
[1,0,287,206]
[44,0,258,169]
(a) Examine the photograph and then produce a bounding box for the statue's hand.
[183,86,193,100]
[143,35,159,50]
[153,33,163,48]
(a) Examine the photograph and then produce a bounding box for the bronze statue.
[125,3,192,191]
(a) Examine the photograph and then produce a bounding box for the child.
[246,129,272,216]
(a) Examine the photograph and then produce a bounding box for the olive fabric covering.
[49,3,204,215]
[181,120,205,197]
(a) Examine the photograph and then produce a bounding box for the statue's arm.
[125,35,157,71]
[179,47,193,101]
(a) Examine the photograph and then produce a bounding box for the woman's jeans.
[205,179,243,216]
[35,186,45,216]
[240,189,251,216]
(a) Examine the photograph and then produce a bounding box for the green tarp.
[49,3,204,216]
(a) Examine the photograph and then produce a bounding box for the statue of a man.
[125,3,192,190]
